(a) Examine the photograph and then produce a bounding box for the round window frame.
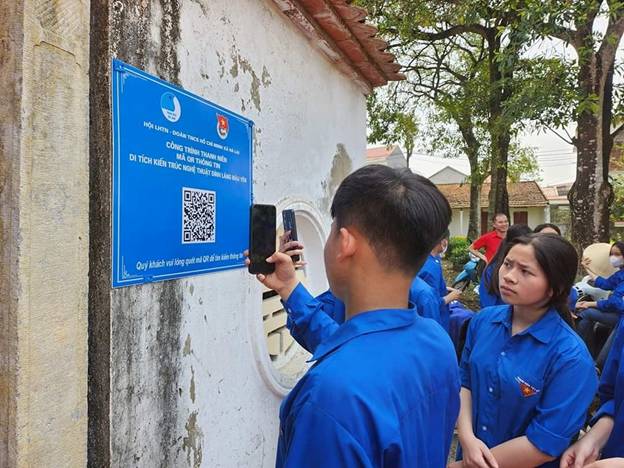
[248,199,328,396]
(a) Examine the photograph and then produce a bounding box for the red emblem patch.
[216,114,229,139]
[515,376,540,397]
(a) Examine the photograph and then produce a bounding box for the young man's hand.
[278,231,306,268]
[244,250,299,300]
[444,288,462,304]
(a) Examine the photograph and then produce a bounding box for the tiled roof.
[366,145,398,161]
[271,0,404,92]
[436,181,548,209]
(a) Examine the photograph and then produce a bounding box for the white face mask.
[440,240,448,257]
[609,255,624,268]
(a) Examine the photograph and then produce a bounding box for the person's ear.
[337,227,357,259]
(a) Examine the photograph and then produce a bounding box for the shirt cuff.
[590,400,615,426]
[282,282,313,315]
[596,299,608,310]
[525,420,570,457]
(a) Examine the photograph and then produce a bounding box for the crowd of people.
[245,164,624,468]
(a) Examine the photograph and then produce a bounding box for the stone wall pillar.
[0,1,90,466]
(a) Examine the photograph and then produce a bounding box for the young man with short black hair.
[251,165,460,467]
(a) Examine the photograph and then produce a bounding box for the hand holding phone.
[248,204,276,274]
[282,209,301,263]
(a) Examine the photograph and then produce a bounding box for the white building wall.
[106,1,367,467]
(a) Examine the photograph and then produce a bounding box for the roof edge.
[270,0,404,93]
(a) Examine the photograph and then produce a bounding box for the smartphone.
[248,204,276,274]
[282,209,300,263]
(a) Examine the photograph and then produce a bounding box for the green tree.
[358,0,571,222]
[525,0,624,249]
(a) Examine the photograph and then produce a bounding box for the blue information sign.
[111,59,253,287]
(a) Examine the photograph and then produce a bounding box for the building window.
[258,207,327,390]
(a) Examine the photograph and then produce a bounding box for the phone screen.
[249,204,276,274]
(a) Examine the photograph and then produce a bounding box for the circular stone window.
[252,202,328,394]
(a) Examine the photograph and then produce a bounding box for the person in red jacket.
[469,212,509,263]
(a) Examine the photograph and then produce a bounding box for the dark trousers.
[577,307,619,358]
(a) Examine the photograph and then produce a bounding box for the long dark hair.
[492,233,578,327]
[487,224,533,295]
[611,241,624,257]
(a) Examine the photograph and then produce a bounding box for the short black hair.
[492,233,578,327]
[330,165,451,275]
[492,212,507,222]
[534,223,562,235]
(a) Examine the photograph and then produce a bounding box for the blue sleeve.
[281,402,373,468]
[525,349,598,457]
[567,288,578,311]
[459,314,478,390]
[595,271,624,291]
[596,294,624,313]
[283,284,341,354]
[418,267,437,291]
[592,318,624,424]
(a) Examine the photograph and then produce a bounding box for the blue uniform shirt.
[479,264,504,308]
[276,307,461,467]
[459,305,598,466]
[417,254,450,330]
[284,280,443,353]
[595,269,624,313]
[591,316,624,458]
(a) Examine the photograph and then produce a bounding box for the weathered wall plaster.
[1,0,90,466]
[90,0,367,466]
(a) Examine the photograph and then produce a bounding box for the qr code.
[182,187,216,243]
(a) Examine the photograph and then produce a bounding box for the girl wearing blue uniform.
[576,241,624,358]
[479,224,532,308]
[560,316,624,466]
[452,234,598,468]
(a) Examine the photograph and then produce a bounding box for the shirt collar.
[490,305,559,344]
[309,307,418,362]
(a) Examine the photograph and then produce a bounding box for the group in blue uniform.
[247,164,624,467]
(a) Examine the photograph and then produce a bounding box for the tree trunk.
[468,182,481,241]
[569,55,613,251]
[486,32,510,218]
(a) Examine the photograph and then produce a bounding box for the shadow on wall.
[321,144,352,213]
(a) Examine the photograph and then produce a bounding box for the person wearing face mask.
[576,241,624,359]
[417,230,459,332]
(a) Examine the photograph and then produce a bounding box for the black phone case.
[282,209,300,262]
[249,204,276,275]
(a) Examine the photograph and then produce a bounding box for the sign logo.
[161,92,181,122]
[216,114,229,139]
[515,376,540,397]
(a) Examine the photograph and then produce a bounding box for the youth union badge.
[160,92,181,122]
[217,114,229,139]
[515,376,540,397]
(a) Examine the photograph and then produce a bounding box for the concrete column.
[544,205,551,223]
[0,1,89,466]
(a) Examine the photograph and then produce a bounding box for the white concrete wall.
[108,1,367,466]
[510,207,546,228]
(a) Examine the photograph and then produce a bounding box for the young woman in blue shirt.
[451,234,598,468]
[560,315,624,466]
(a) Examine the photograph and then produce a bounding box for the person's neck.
[511,304,549,335]
[495,229,506,237]
[342,269,411,320]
